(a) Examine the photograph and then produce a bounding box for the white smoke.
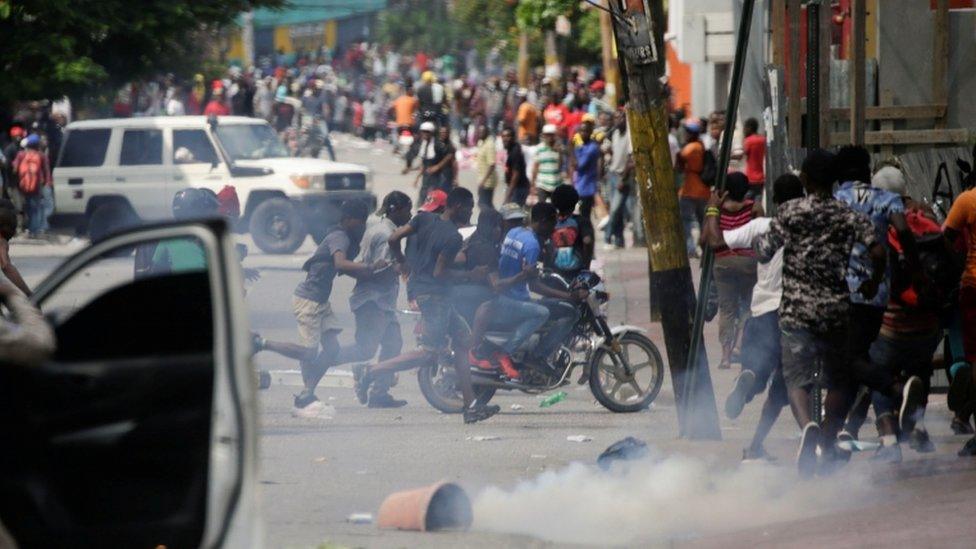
[473,449,873,545]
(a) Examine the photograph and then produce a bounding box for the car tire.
[88,202,139,243]
[249,198,307,255]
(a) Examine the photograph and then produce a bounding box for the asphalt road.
[13,133,976,549]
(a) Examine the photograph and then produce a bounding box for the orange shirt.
[678,141,709,200]
[945,189,976,288]
[392,95,419,127]
[517,102,539,141]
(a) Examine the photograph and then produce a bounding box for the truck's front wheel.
[249,198,307,254]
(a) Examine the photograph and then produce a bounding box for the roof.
[66,116,266,130]
[246,1,388,29]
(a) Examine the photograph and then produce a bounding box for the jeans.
[491,295,549,354]
[606,173,633,246]
[450,283,495,326]
[740,311,788,407]
[714,255,757,358]
[869,332,939,420]
[335,302,402,395]
[25,187,49,235]
[510,185,529,207]
[535,298,579,359]
[679,197,706,256]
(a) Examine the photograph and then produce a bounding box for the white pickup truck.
[51,116,375,254]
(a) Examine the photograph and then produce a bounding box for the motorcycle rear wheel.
[589,332,664,413]
[418,361,497,414]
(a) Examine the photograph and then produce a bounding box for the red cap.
[589,80,606,92]
[9,126,24,138]
[420,189,448,212]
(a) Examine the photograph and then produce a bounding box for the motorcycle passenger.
[547,185,595,282]
[490,202,587,373]
[452,209,504,324]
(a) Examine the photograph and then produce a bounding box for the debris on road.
[566,435,592,443]
[530,454,547,459]
[346,513,374,524]
[597,437,649,470]
[314,457,328,464]
[540,391,568,408]
[510,404,523,411]
[377,481,473,532]
[467,435,501,442]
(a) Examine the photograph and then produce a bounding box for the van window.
[58,129,111,167]
[120,129,163,166]
[173,130,218,165]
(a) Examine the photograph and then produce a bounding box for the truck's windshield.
[214,123,289,161]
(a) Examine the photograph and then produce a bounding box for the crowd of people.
[702,145,976,475]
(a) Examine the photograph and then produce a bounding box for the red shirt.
[543,103,570,130]
[203,100,230,117]
[743,134,766,184]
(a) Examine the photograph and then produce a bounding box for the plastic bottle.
[539,391,568,408]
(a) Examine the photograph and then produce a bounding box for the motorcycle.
[415,270,665,414]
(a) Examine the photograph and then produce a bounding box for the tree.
[0,0,283,108]
[376,0,458,56]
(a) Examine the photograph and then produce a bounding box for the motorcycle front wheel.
[418,361,497,414]
[589,332,664,413]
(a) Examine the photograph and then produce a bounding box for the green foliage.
[377,0,458,55]
[0,0,283,107]
[514,0,576,30]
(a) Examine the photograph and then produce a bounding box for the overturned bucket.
[376,481,473,532]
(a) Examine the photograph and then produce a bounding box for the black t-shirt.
[406,212,463,298]
[505,144,530,189]
[464,237,500,273]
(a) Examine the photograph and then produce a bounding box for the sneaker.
[492,351,520,380]
[908,428,935,453]
[463,403,501,424]
[870,442,902,463]
[368,392,408,409]
[959,436,976,457]
[796,422,821,479]
[250,332,267,354]
[951,417,975,435]
[258,370,272,390]
[900,376,924,435]
[352,364,371,405]
[597,215,610,230]
[724,370,756,420]
[836,430,856,453]
[742,445,776,463]
[468,349,495,371]
[292,394,335,419]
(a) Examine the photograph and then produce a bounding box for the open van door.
[0,219,260,548]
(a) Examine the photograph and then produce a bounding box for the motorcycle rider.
[477,202,588,374]
[404,121,452,205]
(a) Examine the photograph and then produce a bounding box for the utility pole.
[598,0,621,107]
[242,10,255,66]
[806,0,821,149]
[609,0,720,440]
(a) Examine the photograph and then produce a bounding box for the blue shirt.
[498,227,541,301]
[574,140,601,198]
[834,181,904,307]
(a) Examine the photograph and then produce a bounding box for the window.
[120,129,163,166]
[173,129,218,165]
[214,123,289,161]
[57,129,111,167]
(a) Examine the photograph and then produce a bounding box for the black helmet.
[172,188,219,219]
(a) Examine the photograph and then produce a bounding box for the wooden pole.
[599,0,621,107]
[806,0,821,149]
[771,0,786,67]
[610,0,720,440]
[517,29,530,88]
[933,0,949,129]
[788,0,802,148]
[850,0,866,145]
[818,0,832,147]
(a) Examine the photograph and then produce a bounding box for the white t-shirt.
[723,217,781,316]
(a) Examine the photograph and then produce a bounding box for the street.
[12,135,976,549]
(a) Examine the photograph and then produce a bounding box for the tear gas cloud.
[473,448,873,545]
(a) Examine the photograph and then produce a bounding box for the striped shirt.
[717,200,755,257]
[534,144,562,192]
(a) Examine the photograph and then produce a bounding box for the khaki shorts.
[293,296,343,348]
